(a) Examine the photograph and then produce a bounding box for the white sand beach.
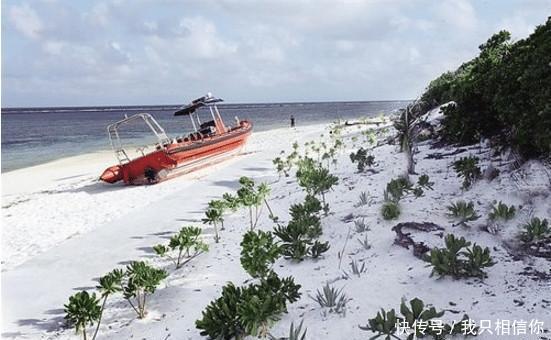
[2,119,550,339]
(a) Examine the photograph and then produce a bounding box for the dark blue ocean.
[1,101,408,172]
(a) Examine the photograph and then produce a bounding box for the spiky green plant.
[446,200,480,227]
[122,261,168,318]
[354,218,369,233]
[381,201,401,220]
[453,156,482,189]
[154,226,208,268]
[64,291,101,340]
[241,230,281,279]
[521,217,550,242]
[489,201,516,221]
[355,191,372,207]
[310,283,350,315]
[269,320,307,340]
[358,235,371,250]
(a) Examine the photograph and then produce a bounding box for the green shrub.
[453,156,481,190]
[488,201,516,221]
[359,308,399,339]
[384,177,413,203]
[296,158,338,214]
[274,195,328,261]
[521,217,550,242]
[122,261,168,318]
[241,230,281,279]
[381,201,401,220]
[154,226,208,268]
[196,274,301,339]
[360,298,472,340]
[428,234,494,279]
[349,147,375,172]
[64,291,101,340]
[421,19,551,157]
[446,200,480,227]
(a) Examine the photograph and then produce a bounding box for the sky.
[1,0,550,107]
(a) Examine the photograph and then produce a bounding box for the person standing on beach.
[290,115,295,128]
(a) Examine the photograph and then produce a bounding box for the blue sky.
[2,0,550,107]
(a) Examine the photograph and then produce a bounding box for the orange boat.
[100,93,252,185]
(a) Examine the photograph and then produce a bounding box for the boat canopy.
[174,93,223,116]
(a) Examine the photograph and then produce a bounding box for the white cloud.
[9,3,43,39]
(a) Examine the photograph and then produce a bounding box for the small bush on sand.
[428,234,494,279]
[446,200,480,227]
[274,195,329,261]
[349,147,375,172]
[122,261,168,319]
[360,297,474,340]
[64,291,101,340]
[237,177,272,230]
[521,217,550,243]
[296,157,339,214]
[488,201,516,221]
[196,273,301,339]
[453,156,482,190]
[154,226,208,268]
[241,230,281,279]
[381,201,401,220]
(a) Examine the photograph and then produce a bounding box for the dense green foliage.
[64,291,102,340]
[123,261,168,318]
[446,200,480,227]
[488,201,516,221]
[196,273,301,339]
[428,234,494,279]
[521,217,550,242]
[273,195,329,261]
[421,18,551,157]
[240,230,281,279]
[452,156,481,190]
[349,147,375,172]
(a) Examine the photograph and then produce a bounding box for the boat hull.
[100,121,252,185]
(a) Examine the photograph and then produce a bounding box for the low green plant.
[453,156,481,189]
[384,177,413,203]
[202,207,223,242]
[241,230,281,279]
[346,259,367,278]
[359,308,399,339]
[310,283,350,315]
[349,147,375,172]
[521,217,550,242]
[122,261,168,318]
[154,226,208,268]
[446,200,480,227]
[274,195,329,261]
[296,158,338,214]
[64,291,102,340]
[381,201,401,220]
[360,298,475,340]
[428,234,494,279]
[196,274,301,339]
[489,201,516,221]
